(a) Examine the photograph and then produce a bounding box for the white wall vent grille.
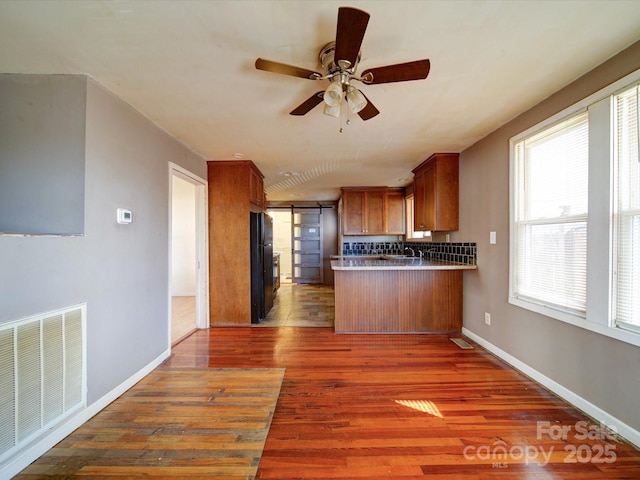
[0,305,86,463]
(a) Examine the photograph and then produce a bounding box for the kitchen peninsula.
[331,256,476,333]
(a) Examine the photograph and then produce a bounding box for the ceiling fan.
[255,6,431,121]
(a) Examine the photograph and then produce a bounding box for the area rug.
[14,367,285,480]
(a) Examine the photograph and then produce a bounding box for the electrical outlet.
[484,312,491,325]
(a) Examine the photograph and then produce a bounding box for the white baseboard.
[462,327,640,449]
[0,349,171,480]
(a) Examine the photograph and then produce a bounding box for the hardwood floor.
[12,285,640,478]
[14,367,284,480]
[167,328,640,479]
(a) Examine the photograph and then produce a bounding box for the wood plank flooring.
[14,367,284,480]
[12,283,640,479]
[166,328,640,479]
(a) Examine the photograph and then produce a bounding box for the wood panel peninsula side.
[331,257,476,333]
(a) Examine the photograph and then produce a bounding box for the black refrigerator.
[250,212,274,324]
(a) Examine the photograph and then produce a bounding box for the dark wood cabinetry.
[207,160,265,326]
[412,153,459,231]
[341,187,405,235]
[249,167,265,209]
[385,190,405,234]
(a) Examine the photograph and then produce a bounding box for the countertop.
[331,255,477,271]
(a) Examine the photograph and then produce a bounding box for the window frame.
[612,83,640,334]
[511,111,589,317]
[509,67,640,348]
[404,194,431,241]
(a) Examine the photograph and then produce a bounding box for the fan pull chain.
[340,103,352,134]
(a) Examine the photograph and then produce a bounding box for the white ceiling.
[2,1,640,201]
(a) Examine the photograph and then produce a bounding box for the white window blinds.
[514,112,589,315]
[614,85,640,330]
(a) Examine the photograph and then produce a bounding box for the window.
[613,84,640,332]
[405,195,430,240]
[509,68,640,346]
[512,112,589,316]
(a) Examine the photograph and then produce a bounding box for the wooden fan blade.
[334,7,370,69]
[255,58,322,80]
[357,92,380,121]
[361,59,431,84]
[290,92,325,116]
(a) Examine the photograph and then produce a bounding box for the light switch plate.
[489,231,497,244]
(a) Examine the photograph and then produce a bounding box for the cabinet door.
[413,171,427,231]
[434,157,459,231]
[385,191,405,234]
[413,153,459,231]
[423,161,436,230]
[342,190,366,234]
[249,168,264,208]
[365,190,385,234]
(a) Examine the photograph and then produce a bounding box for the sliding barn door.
[292,208,323,284]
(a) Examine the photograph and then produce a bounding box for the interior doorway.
[169,163,208,347]
[268,207,324,285]
[269,209,293,285]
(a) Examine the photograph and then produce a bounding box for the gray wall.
[456,40,640,432]
[0,74,86,235]
[0,75,206,404]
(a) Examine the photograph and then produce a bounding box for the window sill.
[509,296,640,348]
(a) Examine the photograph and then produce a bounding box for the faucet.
[404,247,415,257]
[418,250,424,259]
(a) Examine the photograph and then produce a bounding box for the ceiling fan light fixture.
[346,86,367,113]
[323,81,343,107]
[323,102,341,118]
[255,7,429,122]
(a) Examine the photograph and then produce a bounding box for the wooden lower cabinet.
[333,269,462,333]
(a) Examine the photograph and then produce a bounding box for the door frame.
[168,162,209,348]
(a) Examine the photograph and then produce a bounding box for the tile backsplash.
[342,241,477,266]
[342,241,404,256]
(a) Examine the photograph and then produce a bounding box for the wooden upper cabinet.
[412,153,459,231]
[342,190,366,234]
[364,190,385,234]
[385,190,406,234]
[341,187,406,235]
[249,166,265,209]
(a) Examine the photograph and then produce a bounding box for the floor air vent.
[0,305,86,463]
[450,337,474,349]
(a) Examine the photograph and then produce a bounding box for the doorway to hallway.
[169,163,208,346]
[269,210,293,285]
[269,207,324,285]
